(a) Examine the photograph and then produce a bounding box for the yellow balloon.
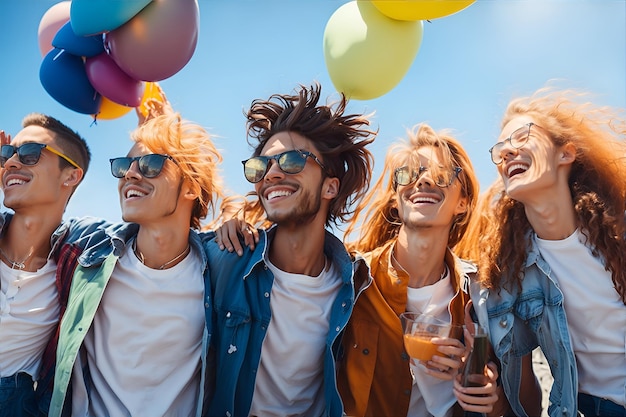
[371,0,475,21]
[93,96,133,120]
[324,0,423,101]
[138,82,162,118]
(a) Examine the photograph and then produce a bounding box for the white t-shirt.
[248,255,342,417]
[74,241,205,417]
[0,258,57,379]
[536,230,626,407]
[405,271,457,417]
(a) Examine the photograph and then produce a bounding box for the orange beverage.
[403,332,444,362]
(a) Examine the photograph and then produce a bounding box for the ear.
[322,176,340,200]
[558,142,576,166]
[62,168,84,188]
[454,196,468,216]
[182,180,200,202]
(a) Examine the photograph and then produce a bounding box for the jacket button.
[362,349,369,355]
[404,389,410,395]
[401,352,409,361]
[499,318,507,328]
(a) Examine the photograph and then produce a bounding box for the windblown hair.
[22,113,91,176]
[469,88,626,304]
[245,82,376,227]
[345,124,479,253]
[131,112,224,230]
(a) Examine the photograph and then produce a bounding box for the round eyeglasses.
[488,122,538,165]
[393,165,462,189]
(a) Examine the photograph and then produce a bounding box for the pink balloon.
[38,1,71,56]
[105,0,199,82]
[85,52,144,107]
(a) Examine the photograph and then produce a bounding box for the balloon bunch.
[37,0,199,121]
[323,0,475,101]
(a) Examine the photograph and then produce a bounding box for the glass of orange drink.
[400,312,462,362]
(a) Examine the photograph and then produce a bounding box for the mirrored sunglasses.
[393,165,462,189]
[109,154,175,179]
[241,149,325,183]
[0,142,81,169]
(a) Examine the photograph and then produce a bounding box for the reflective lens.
[109,154,175,178]
[241,149,325,183]
[488,122,535,164]
[0,143,81,169]
[393,165,462,189]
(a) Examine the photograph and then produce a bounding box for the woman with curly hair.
[461,87,626,417]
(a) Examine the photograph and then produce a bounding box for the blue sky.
[1,0,625,228]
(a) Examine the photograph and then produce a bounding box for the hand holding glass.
[400,312,462,362]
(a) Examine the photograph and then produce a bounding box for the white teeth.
[507,163,528,177]
[126,189,147,198]
[411,197,438,204]
[6,179,26,186]
[267,190,292,200]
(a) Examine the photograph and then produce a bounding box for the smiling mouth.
[507,163,529,178]
[267,190,293,200]
[6,178,28,187]
[125,189,147,199]
[410,196,439,204]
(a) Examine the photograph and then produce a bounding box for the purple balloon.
[106,0,199,82]
[52,21,105,57]
[85,52,144,107]
[40,48,101,114]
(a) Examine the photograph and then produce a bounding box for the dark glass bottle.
[462,324,489,417]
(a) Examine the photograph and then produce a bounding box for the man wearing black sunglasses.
[46,111,225,417]
[337,124,509,417]
[204,83,376,417]
[0,113,90,417]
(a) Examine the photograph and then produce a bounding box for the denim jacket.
[47,220,215,417]
[203,226,371,417]
[471,234,578,417]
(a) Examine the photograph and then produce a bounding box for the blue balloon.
[70,0,152,36]
[52,21,104,58]
[40,48,102,114]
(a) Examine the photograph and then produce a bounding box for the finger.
[242,227,256,251]
[227,224,244,256]
[0,130,11,146]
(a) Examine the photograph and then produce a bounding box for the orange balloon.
[93,96,133,120]
[137,82,162,118]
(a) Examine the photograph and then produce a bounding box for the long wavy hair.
[244,82,376,227]
[465,88,626,304]
[131,112,224,230]
[345,124,479,253]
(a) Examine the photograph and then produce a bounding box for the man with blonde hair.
[47,112,223,417]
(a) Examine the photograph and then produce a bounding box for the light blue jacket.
[471,234,578,417]
[203,226,371,417]
[48,219,215,417]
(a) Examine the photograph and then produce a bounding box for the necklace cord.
[0,246,34,270]
[132,239,190,270]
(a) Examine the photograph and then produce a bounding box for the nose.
[416,170,434,188]
[263,159,284,182]
[498,139,519,163]
[3,153,21,169]
[124,159,142,180]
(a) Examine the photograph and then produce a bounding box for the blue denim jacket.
[48,219,215,417]
[202,226,371,417]
[471,235,578,417]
